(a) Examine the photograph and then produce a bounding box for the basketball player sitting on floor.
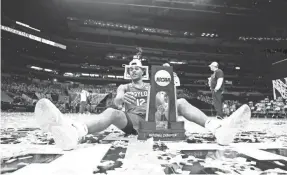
[35,59,251,150]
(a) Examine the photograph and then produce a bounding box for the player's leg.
[83,111,142,136]
[176,98,209,127]
[124,113,145,131]
[176,98,251,145]
[35,98,130,150]
[176,98,221,139]
[35,98,82,150]
[214,104,251,145]
[85,108,129,134]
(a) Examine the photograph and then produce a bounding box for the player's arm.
[114,85,126,107]
[114,85,136,107]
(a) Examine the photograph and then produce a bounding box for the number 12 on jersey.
[136,98,146,106]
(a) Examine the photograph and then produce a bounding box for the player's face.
[209,66,215,71]
[129,66,143,80]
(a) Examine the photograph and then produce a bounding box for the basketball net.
[272,78,287,100]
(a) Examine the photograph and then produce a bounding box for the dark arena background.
[1,0,287,174]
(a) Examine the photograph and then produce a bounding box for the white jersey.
[80,90,89,102]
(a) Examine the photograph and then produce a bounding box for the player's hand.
[123,92,136,104]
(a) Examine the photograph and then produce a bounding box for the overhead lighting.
[30,66,42,70]
[170,61,187,64]
[235,66,240,70]
[64,72,73,77]
[44,68,53,72]
[90,74,99,77]
[201,33,218,38]
[107,75,115,78]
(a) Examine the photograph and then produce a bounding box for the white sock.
[204,119,221,134]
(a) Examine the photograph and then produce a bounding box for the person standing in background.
[208,62,225,119]
[79,89,90,114]
[86,90,93,113]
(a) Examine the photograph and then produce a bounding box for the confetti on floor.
[1,112,287,175]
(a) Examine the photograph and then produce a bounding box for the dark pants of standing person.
[79,101,87,114]
[212,90,224,118]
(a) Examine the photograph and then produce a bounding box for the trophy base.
[138,121,186,141]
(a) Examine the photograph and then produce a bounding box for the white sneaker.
[214,104,251,145]
[35,98,87,150]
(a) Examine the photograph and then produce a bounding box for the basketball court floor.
[1,112,287,175]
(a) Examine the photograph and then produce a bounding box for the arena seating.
[1,75,116,113]
[250,97,287,118]
[2,74,286,118]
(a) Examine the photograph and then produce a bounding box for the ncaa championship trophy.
[138,65,186,141]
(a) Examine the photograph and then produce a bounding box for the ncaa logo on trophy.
[155,70,171,87]
[138,65,186,141]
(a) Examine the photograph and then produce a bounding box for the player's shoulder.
[118,83,129,91]
[144,82,150,89]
